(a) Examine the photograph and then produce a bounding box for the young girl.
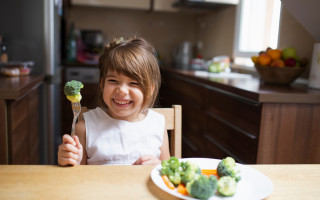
[58,37,170,166]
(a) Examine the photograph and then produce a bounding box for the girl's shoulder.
[84,107,107,116]
[83,107,111,122]
[146,108,165,123]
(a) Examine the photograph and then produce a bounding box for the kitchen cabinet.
[0,75,44,164]
[160,69,320,164]
[71,0,150,10]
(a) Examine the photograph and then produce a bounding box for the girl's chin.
[110,112,135,121]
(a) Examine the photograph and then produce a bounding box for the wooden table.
[0,164,319,200]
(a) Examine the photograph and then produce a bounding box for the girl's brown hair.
[98,37,161,111]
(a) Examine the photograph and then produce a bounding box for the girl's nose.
[117,84,129,95]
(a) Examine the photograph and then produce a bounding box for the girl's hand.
[133,155,161,165]
[58,134,83,166]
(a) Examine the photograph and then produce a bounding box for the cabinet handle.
[206,111,257,140]
[204,133,245,164]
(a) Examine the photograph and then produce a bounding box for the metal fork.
[71,102,81,136]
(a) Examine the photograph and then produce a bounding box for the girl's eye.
[130,82,139,86]
[107,79,117,83]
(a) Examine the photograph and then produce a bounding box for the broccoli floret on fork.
[64,80,83,103]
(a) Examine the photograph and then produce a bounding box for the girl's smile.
[113,99,133,106]
[103,70,145,122]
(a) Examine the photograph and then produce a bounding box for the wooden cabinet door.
[8,88,40,164]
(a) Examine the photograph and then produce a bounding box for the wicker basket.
[254,65,305,85]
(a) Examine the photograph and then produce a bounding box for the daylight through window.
[233,0,282,66]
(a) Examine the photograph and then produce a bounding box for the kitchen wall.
[195,6,236,59]
[278,8,316,78]
[197,6,316,59]
[66,4,316,75]
[67,6,197,65]
[278,8,315,62]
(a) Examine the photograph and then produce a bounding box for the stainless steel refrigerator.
[0,0,63,164]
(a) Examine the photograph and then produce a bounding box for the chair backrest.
[78,105,182,158]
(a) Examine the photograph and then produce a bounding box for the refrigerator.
[0,0,63,164]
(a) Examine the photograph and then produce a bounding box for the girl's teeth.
[115,100,130,104]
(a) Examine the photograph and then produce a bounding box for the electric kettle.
[173,41,193,70]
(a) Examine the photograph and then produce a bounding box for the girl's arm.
[134,129,170,165]
[159,129,170,161]
[75,120,87,165]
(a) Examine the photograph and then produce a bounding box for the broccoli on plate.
[186,174,218,200]
[64,80,83,102]
[217,157,241,182]
[180,160,201,184]
[161,156,182,185]
[217,176,237,196]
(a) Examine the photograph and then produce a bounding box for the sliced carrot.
[177,183,188,195]
[201,169,218,176]
[161,175,175,190]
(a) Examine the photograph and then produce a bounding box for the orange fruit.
[258,53,271,66]
[271,59,285,67]
[267,49,282,60]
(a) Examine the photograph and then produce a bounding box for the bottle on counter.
[67,23,77,63]
[0,35,8,63]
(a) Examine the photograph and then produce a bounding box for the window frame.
[233,0,282,66]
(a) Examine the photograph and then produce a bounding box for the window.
[233,0,282,66]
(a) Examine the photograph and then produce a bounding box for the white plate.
[151,158,273,200]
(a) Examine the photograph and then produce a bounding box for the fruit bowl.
[254,65,305,85]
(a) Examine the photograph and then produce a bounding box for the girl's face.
[102,70,144,121]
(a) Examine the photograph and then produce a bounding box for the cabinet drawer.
[182,103,207,157]
[208,89,261,137]
[163,74,208,106]
[205,140,232,161]
[205,114,258,164]
[160,88,207,157]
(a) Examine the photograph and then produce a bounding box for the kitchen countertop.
[0,75,44,99]
[164,68,320,104]
[0,164,319,200]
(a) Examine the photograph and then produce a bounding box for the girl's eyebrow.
[106,73,117,78]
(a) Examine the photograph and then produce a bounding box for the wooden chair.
[78,105,182,158]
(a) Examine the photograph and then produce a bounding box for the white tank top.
[83,107,165,165]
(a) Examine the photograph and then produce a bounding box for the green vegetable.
[161,157,202,186]
[217,157,241,182]
[180,161,201,184]
[64,80,83,96]
[217,176,237,196]
[186,174,218,199]
[169,171,181,185]
[161,156,182,185]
